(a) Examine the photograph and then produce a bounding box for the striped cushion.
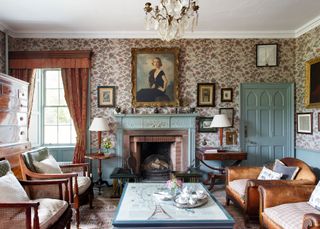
[264,202,320,229]
[229,179,249,199]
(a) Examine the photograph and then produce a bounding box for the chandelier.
[144,0,199,41]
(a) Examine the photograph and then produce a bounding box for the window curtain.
[9,69,36,129]
[61,68,89,163]
[9,50,92,163]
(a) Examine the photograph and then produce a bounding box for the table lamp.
[89,117,108,153]
[210,114,231,151]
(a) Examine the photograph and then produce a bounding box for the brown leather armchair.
[259,185,320,229]
[0,159,72,229]
[225,157,317,221]
[19,147,94,228]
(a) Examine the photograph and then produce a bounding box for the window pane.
[45,70,59,89]
[58,107,71,125]
[58,73,63,89]
[44,126,58,144]
[44,107,57,125]
[58,126,71,144]
[46,89,59,106]
[59,89,67,106]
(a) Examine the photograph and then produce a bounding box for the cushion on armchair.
[0,171,30,202]
[309,181,320,210]
[75,176,92,195]
[228,179,249,199]
[258,166,282,180]
[273,159,300,180]
[33,155,62,174]
[264,202,320,229]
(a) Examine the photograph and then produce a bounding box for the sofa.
[225,157,317,221]
[259,184,320,229]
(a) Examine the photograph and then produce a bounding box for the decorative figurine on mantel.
[114,106,121,114]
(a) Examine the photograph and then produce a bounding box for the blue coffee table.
[113,183,234,228]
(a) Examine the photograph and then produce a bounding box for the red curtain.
[61,68,89,163]
[9,69,36,128]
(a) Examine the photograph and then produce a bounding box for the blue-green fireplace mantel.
[114,113,198,168]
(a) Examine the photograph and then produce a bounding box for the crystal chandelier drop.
[144,0,199,41]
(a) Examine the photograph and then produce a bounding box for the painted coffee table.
[113,183,234,228]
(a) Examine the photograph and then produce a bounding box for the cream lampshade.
[89,118,108,153]
[210,114,231,150]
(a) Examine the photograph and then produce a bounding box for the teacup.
[196,189,205,198]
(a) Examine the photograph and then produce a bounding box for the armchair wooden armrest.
[258,185,315,211]
[0,202,40,229]
[59,163,90,177]
[303,213,320,229]
[226,166,262,183]
[20,179,69,201]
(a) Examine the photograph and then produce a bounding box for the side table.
[196,147,247,190]
[85,153,115,195]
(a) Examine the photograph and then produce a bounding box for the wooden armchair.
[0,160,72,229]
[225,157,317,221]
[259,185,320,229]
[19,147,94,228]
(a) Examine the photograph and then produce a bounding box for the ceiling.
[0,0,320,38]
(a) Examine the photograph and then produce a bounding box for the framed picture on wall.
[256,44,278,67]
[97,86,116,107]
[198,117,218,133]
[131,47,180,107]
[221,88,233,102]
[219,108,234,127]
[305,57,320,108]
[197,83,215,107]
[297,113,313,134]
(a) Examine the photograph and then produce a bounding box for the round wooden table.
[85,153,115,195]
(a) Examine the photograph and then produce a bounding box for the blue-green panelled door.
[240,83,294,166]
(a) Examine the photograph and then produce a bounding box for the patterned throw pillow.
[258,166,283,180]
[309,181,320,210]
[273,159,300,180]
[33,155,63,174]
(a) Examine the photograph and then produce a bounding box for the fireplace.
[115,114,198,178]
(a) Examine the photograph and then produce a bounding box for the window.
[43,69,76,145]
[30,69,76,146]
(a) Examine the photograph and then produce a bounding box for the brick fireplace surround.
[115,114,198,172]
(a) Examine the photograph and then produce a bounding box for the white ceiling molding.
[295,15,320,38]
[4,29,296,39]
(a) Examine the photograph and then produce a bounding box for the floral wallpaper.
[9,37,296,149]
[0,31,5,73]
[295,26,320,151]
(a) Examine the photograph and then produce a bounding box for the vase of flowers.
[166,175,183,197]
[102,137,112,155]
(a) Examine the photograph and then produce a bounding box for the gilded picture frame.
[131,48,180,107]
[305,57,320,108]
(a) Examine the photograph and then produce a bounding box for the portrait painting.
[197,83,215,107]
[131,48,179,107]
[97,86,115,107]
[305,57,320,108]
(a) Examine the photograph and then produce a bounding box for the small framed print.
[197,83,215,107]
[297,113,313,134]
[198,117,218,133]
[219,108,234,127]
[256,44,278,67]
[226,130,238,145]
[221,88,233,102]
[97,86,116,107]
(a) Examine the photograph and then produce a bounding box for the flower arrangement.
[102,137,113,150]
[166,175,183,191]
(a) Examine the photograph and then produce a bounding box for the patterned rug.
[71,185,260,229]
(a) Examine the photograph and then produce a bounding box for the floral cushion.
[257,166,282,180]
[309,181,320,210]
[273,159,300,180]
